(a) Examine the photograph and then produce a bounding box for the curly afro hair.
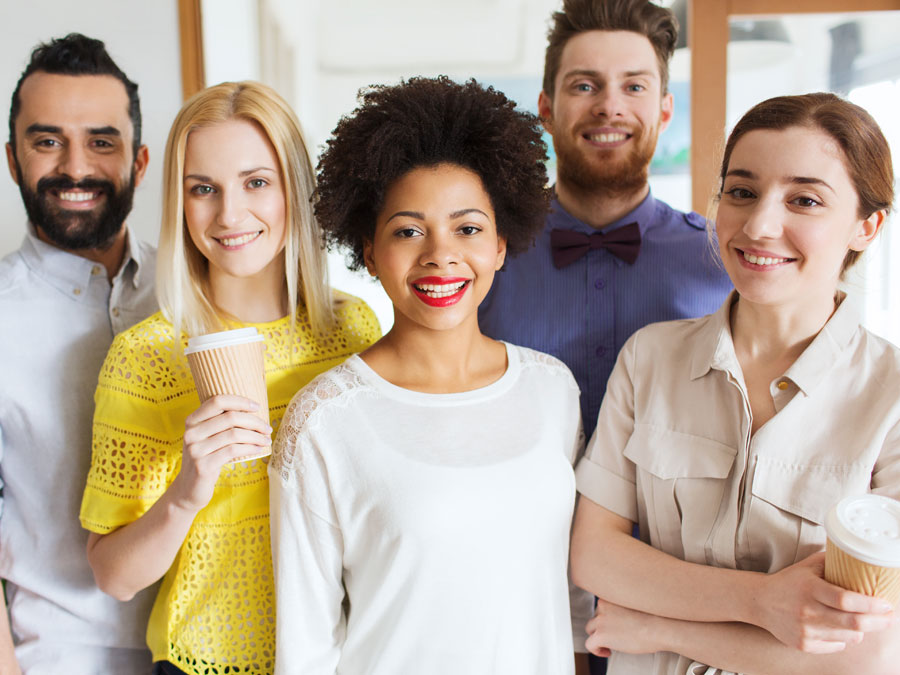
[315,76,550,270]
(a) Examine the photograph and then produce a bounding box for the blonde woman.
[79,81,380,675]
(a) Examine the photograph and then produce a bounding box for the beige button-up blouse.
[575,293,900,675]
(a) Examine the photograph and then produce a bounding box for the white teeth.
[59,191,96,202]
[743,251,789,266]
[219,232,261,247]
[414,281,467,297]
[588,132,627,143]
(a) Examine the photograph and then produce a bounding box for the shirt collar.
[690,291,740,381]
[547,188,657,235]
[19,222,145,292]
[782,293,859,395]
[689,290,861,396]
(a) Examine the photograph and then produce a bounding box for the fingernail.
[876,601,893,613]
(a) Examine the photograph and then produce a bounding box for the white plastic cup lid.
[826,494,900,567]
[184,327,263,354]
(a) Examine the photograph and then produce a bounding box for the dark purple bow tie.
[550,222,641,268]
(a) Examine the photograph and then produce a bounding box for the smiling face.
[538,30,673,195]
[182,118,287,288]
[717,126,882,312]
[6,72,148,250]
[364,164,507,334]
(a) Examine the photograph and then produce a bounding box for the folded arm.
[571,498,895,672]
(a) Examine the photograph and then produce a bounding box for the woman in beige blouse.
[571,92,900,675]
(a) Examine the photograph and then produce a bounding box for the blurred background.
[2,0,899,340]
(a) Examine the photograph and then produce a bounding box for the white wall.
[0,0,183,258]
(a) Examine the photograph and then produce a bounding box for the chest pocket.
[748,456,871,570]
[624,425,736,563]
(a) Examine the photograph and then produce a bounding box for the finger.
[796,638,848,655]
[185,394,263,425]
[184,410,272,445]
[185,427,272,459]
[584,633,610,658]
[816,582,895,615]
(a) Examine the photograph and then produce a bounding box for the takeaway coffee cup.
[185,327,269,462]
[824,494,900,606]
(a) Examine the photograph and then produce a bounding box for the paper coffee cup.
[824,494,900,606]
[185,327,269,462]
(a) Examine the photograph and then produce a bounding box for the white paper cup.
[185,327,269,462]
[824,494,900,606]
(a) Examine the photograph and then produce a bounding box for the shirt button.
[595,346,606,358]
[594,278,606,290]
[73,288,82,296]
[777,380,789,390]
[112,307,120,317]
[91,265,102,276]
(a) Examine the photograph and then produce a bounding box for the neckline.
[349,341,519,405]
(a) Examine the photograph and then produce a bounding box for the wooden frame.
[689,0,900,212]
[178,0,206,101]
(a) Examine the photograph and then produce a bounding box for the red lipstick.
[410,276,470,307]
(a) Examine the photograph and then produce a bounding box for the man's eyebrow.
[562,69,601,80]
[89,126,121,137]
[24,124,61,136]
[624,69,656,79]
[24,124,122,137]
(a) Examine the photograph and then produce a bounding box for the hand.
[171,394,272,513]
[755,551,895,653]
[584,599,663,657]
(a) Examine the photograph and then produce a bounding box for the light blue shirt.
[479,192,733,437]
[0,226,158,673]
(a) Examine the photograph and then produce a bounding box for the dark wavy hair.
[315,76,550,270]
[9,33,141,154]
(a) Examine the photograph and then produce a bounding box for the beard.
[554,121,660,198]
[15,163,136,251]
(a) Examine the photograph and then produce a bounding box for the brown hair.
[543,0,678,97]
[719,92,894,273]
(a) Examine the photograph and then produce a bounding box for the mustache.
[36,176,115,193]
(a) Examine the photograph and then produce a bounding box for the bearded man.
[481,0,732,440]
[0,34,157,674]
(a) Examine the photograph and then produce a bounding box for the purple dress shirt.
[479,191,733,437]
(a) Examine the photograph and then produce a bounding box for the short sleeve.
[79,327,183,533]
[575,332,639,523]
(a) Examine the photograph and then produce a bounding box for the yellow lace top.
[79,293,380,674]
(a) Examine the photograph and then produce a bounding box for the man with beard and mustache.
[481,0,732,444]
[0,34,157,674]
[480,6,731,671]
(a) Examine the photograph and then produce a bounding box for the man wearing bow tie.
[480,0,731,444]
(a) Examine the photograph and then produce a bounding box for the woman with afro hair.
[269,77,593,674]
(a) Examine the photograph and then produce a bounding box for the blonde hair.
[156,81,332,340]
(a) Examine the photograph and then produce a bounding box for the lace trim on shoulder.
[515,345,579,391]
[269,362,369,483]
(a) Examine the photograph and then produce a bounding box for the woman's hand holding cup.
[172,394,273,514]
[755,551,894,654]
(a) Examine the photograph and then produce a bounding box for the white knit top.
[269,343,592,675]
